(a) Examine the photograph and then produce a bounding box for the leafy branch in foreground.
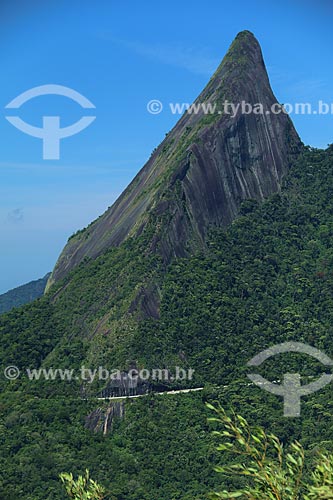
[207,403,333,499]
[60,469,106,500]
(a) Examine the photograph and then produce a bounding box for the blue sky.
[0,0,332,294]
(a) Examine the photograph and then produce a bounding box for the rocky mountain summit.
[48,31,302,289]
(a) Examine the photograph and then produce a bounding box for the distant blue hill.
[0,274,50,314]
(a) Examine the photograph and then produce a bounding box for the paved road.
[96,376,318,401]
[97,387,204,401]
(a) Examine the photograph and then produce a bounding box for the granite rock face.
[85,401,125,435]
[48,31,302,288]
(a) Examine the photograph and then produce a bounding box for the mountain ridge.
[0,273,50,314]
[47,31,302,290]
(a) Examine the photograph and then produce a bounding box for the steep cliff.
[47,31,302,288]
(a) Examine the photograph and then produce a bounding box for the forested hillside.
[1,146,333,499]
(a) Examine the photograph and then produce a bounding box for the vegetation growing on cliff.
[1,147,333,498]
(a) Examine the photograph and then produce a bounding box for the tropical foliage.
[208,404,333,499]
[1,146,333,498]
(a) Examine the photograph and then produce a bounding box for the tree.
[207,403,333,499]
[60,469,106,500]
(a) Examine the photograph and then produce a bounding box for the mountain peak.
[198,30,269,108]
[47,32,302,290]
[226,30,260,55]
[224,30,263,66]
[233,29,257,42]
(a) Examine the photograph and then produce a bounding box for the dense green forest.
[1,146,333,498]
